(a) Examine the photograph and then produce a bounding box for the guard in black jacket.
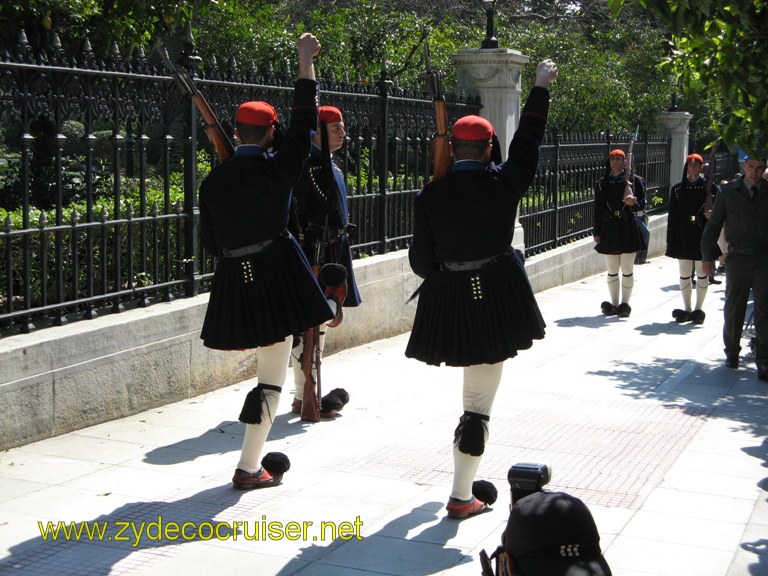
[406,59,558,520]
[199,33,335,490]
[593,149,647,318]
[666,153,718,324]
[288,106,361,417]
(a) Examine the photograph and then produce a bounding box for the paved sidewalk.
[1,255,766,576]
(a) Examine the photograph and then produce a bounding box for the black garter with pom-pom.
[454,411,490,456]
[238,383,281,424]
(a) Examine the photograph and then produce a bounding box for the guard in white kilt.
[198,33,337,490]
[288,105,361,418]
[593,149,647,318]
[666,153,719,324]
[406,60,558,519]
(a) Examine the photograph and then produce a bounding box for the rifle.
[299,121,334,423]
[300,253,324,422]
[704,142,718,213]
[423,43,450,180]
[156,43,236,161]
[623,125,640,203]
[300,217,344,422]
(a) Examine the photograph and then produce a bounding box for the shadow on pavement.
[274,502,471,576]
[0,484,256,576]
[143,413,312,465]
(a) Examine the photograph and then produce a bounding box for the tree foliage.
[608,0,767,156]
[503,20,670,133]
[1,1,675,137]
[0,1,206,55]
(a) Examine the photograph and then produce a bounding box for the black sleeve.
[269,79,318,189]
[408,190,437,278]
[633,175,646,211]
[500,86,550,194]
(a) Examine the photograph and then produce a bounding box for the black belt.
[440,253,505,271]
[220,232,289,258]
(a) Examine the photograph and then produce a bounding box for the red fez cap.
[609,149,626,158]
[687,153,703,164]
[318,106,343,124]
[452,115,494,141]
[235,101,279,126]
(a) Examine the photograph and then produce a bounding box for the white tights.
[677,259,708,311]
[237,336,292,473]
[604,253,636,305]
[451,362,504,501]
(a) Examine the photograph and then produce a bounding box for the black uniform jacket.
[199,79,318,254]
[289,147,362,306]
[592,171,647,255]
[409,86,550,278]
[666,175,718,260]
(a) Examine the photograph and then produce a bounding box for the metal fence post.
[180,24,200,298]
[553,129,561,246]
[377,65,393,254]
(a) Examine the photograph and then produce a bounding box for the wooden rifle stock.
[300,226,329,422]
[424,43,450,180]
[300,310,322,422]
[156,44,236,161]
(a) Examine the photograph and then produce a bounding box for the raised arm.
[534,59,558,89]
[297,33,321,81]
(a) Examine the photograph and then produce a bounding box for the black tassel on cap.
[472,480,498,505]
[490,133,503,166]
[454,411,490,456]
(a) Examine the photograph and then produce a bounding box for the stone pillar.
[658,111,693,186]
[451,48,530,161]
[450,48,530,249]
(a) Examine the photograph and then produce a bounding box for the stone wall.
[0,215,667,449]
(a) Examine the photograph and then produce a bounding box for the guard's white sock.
[237,387,281,473]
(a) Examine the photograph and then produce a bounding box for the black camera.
[507,462,551,505]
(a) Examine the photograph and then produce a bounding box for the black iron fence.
[521,132,739,255]
[0,32,739,337]
[522,130,672,255]
[0,32,480,335]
